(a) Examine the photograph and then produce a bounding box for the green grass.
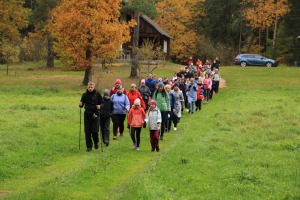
[0,64,299,199]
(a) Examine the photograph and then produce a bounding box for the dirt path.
[219,78,227,88]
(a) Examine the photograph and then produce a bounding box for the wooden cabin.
[120,14,171,60]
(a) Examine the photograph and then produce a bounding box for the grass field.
[0,62,299,199]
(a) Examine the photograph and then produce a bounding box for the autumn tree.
[241,0,289,58]
[122,0,161,78]
[30,0,58,67]
[49,0,135,85]
[155,0,201,62]
[0,0,30,63]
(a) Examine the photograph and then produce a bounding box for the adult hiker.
[171,83,184,129]
[127,83,146,109]
[111,85,130,140]
[186,78,198,114]
[152,82,170,140]
[110,79,126,96]
[79,82,103,152]
[138,79,151,111]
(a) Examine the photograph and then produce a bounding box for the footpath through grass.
[0,64,299,199]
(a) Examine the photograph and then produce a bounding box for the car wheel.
[240,62,247,67]
[266,62,272,67]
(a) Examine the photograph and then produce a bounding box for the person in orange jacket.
[127,98,146,151]
[127,83,146,110]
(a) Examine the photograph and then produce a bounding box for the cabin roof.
[140,14,171,39]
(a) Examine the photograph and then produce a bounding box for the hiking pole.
[98,114,103,152]
[79,108,82,149]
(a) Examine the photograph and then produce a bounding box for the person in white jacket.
[145,100,162,152]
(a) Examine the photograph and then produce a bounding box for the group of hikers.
[79,57,221,152]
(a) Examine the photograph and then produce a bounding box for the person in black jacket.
[138,79,151,111]
[100,89,113,147]
[79,82,103,152]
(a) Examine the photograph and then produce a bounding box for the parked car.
[234,54,278,67]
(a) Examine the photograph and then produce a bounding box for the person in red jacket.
[196,82,204,111]
[127,83,146,110]
[110,79,126,96]
[128,98,146,151]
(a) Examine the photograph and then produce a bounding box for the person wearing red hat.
[145,100,161,152]
[110,79,127,96]
[127,98,146,151]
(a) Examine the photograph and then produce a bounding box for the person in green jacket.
[152,82,170,140]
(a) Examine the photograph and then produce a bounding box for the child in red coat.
[127,98,146,150]
[196,82,204,111]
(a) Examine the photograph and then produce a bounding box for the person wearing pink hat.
[127,98,146,151]
[110,79,127,96]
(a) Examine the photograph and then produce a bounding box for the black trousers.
[84,113,99,149]
[100,116,110,143]
[130,127,142,147]
[195,100,202,110]
[112,114,126,136]
[160,111,168,138]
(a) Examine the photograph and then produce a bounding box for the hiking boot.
[86,148,92,152]
[156,147,160,152]
[113,136,117,140]
[95,144,99,149]
[174,127,177,131]
[195,108,198,111]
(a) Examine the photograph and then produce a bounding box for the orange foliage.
[48,0,136,69]
[242,0,289,29]
[155,0,203,60]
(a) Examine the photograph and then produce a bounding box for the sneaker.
[113,136,117,140]
[156,147,160,152]
[136,147,140,151]
[174,127,177,131]
[105,141,109,147]
[195,108,198,111]
[132,144,137,150]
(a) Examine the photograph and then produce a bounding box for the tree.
[2,41,20,75]
[30,0,58,68]
[0,0,30,61]
[122,0,161,78]
[155,0,200,62]
[241,0,289,59]
[49,0,135,85]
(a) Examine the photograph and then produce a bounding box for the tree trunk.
[82,67,92,86]
[82,49,92,86]
[247,33,255,53]
[272,15,278,60]
[130,11,140,79]
[46,32,55,68]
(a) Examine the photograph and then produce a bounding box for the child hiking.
[145,100,162,152]
[127,98,146,151]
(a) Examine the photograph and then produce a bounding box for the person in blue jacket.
[111,85,130,140]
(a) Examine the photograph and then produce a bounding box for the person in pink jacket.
[127,98,146,151]
[203,73,212,104]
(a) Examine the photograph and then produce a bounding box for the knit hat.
[141,79,145,84]
[131,83,136,87]
[149,100,157,106]
[158,82,164,88]
[173,83,179,88]
[115,79,122,85]
[103,89,110,96]
[133,98,141,106]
